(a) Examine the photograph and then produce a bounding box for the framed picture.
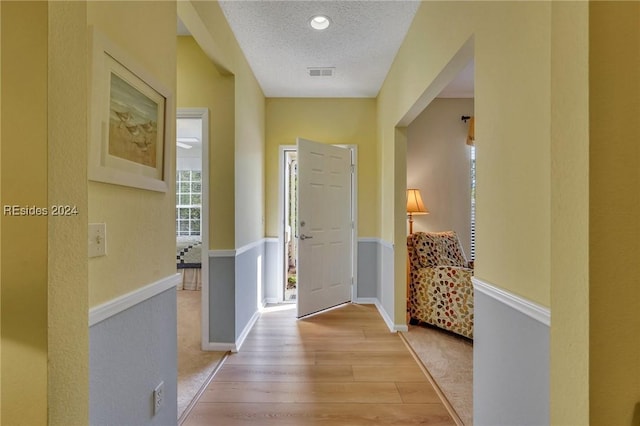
[89,27,173,192]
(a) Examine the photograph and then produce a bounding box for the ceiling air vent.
[308,67,335,77]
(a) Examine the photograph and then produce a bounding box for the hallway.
[181,303,455,425]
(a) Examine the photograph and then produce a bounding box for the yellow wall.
[1,3,49,423]
[177,36,235,250]
[381,0,554,324]
[589,3,640,424]
[2,3,90,424]
[381,1,552,307]
[87,1,177,306]
[47,2,90,424]
[265,98,378,238]
[179,0,265,249]
[549,2,590,424]
[234,69,265,248]
[0,2,3,415]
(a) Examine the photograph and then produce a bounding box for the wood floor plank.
[213,364,355,382]
[183,402,455,426]
[199,381,403,404]
[247,327,367,338]
[395,382,444,404]
[314,351,416,366]
[352,365,429,382]
[224,351,316,366]
[239,339,408,353]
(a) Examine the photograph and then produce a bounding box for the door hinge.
[350,164,355,173]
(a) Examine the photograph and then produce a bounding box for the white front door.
[296,138,353,318]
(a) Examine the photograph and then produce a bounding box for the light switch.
[88,223,107,258]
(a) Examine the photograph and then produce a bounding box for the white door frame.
[177,108,210,350]
[277,144,358,304]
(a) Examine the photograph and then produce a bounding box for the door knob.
[300,234,313,240]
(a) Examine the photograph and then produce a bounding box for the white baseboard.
[353,297,377,304]
[356,297,408,333]
[89,273,181,327]
[235,310,261,352]
[263,297,279,305]
[202,342,236,352]
[202,310,261,353]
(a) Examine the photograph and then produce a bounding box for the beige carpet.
[177,289,226,420]
[402,324,473,425]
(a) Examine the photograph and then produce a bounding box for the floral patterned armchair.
[407,231,474,339]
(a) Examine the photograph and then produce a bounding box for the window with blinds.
[470,146,476,260]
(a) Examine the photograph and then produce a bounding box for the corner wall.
[178,0,265,348]
[589,2,640,424]
[48,2,89,424]
[1,3,49,423]
[177,35,235,251]
[87,1,177,307]
[181,0,265,250]
[86,2,179,424]
[379,2,555,423]
[549,2,589,423]
[1,2,90,424]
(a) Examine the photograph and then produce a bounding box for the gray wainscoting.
[234,242,264,341]
[379,240,395,322]
[264,238,279,304]
[208,242,264,349]
[209,255,236,344]
[90,286,177,426]
[356,239,379,299]
[473,278,550,426]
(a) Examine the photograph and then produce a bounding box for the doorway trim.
[177,107,210,350]
[277,144,359,304]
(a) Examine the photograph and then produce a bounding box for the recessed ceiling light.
[309,15,330,31]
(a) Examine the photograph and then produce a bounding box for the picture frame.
[88,27,173,192]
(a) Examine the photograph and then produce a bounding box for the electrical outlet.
[153,381,164,416]
[88,223,107,258]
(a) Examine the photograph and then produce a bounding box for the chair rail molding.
[472,277,551,326]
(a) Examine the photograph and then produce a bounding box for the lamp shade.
[406,189,428,214]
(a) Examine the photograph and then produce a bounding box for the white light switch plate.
[88,223,107,258]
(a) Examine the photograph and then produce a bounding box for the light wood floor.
[181,303,456,425]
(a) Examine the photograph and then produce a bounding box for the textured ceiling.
[218,1,421,98]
